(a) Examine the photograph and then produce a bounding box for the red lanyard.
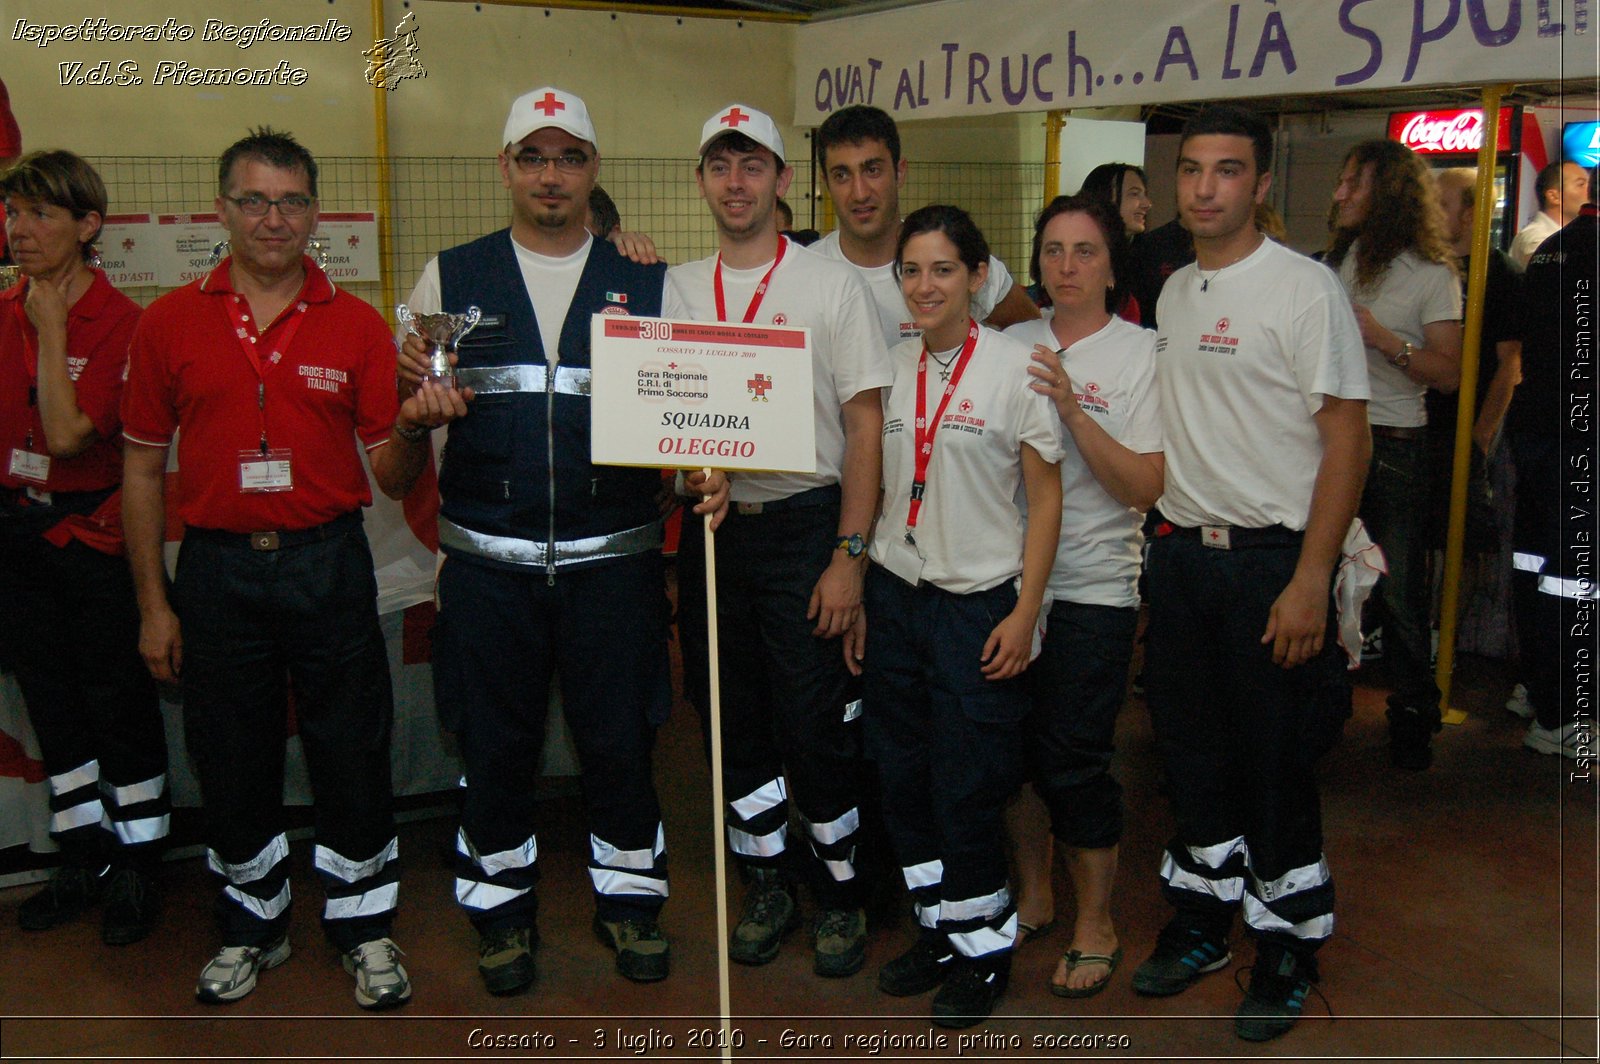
[713,236,787,323]
[222,292,309,454]
[906,319,979,537]
[10,297,37,384]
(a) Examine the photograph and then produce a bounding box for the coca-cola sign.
[1388,108,1514,155]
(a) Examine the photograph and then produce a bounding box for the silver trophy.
[396,304,481,387]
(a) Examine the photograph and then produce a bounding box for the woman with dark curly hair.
[1325,139,1462,771]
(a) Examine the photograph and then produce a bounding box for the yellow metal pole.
[1044,110,1065,205]
[370,0,397,323]
[1436,83,1512,725]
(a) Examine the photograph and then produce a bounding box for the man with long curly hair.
[1326,140,1463,771]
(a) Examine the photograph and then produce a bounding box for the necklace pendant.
[939,367,953,382]
[1201,278,1210,292]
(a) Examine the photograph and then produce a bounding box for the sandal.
[1016,919,1056,947]
[1050,945,1122,999]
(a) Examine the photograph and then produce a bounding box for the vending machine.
[1387,106,1549,251]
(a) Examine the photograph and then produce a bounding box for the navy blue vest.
[437,231,666,552]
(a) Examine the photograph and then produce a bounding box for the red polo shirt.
[0,269,139,493]
[122,257,398,532]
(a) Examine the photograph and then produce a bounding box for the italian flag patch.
[604,291,628,303]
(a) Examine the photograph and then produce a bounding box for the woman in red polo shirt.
[1,151,167,945]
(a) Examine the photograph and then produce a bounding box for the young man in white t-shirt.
[396,87,725,998]
[811,105,1040,346]
[667,104,892,980]
[1136,105,1371,1043]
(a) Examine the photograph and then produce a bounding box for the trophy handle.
[457,305,483,345]
[396,303,416,332]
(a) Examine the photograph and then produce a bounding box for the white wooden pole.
[701,473,734,1061]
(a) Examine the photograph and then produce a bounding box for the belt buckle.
[251,531,281,551]
[736,501,764,516]
[1200,525,1232,550]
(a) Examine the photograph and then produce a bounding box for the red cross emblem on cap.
[721,107,751,128]
[534,91,565,117]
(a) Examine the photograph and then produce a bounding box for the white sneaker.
[1524,721,1581,759]
[343,937,412,1010]
[196,936,291,1003]
[1505,683,1534,720]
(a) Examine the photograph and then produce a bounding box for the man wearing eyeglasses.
[122,128,448,1011]
[395,86,725,998]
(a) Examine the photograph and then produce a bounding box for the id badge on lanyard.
[238,448,294,492]
[9,299,50,484]
[8,448,49,483]
[225,294,306,495]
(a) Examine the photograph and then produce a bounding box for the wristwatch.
[834,533,867,558]
[1389,342,1414,369]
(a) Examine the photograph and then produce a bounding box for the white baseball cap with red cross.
[503,86,598,151]
[699,103,785,163]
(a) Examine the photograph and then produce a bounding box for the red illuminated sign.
[1388,107,1514,155]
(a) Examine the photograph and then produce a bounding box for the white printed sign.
[312,212,380,283]
[589,316,816,475]
[96,214,158,288]
[155,213,226,288]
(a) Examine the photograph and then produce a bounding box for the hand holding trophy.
[396,304,481,388]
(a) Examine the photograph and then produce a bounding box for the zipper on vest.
[545,360,558,586]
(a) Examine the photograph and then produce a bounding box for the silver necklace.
[928,345,962,382]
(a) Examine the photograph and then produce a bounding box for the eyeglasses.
[511,150,591,174]
[224,194,315,217]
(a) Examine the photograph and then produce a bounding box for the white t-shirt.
[1005,314,1162,608]
[1336,247,1460,428]
[402,233,596,360]
[1154,237,1369,531]
[665,240,892,503]
[1509,211,1561,268]
[871,326,1065,594]
[811,229,1013,348]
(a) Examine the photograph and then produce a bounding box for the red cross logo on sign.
[747,373,773,401]
[721,107,751,128]
[534,92,565,117]
[348,235,360,248]
[122,238,135,252]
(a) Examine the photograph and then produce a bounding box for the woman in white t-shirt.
[1003,194,1164,999]
[859,205,1062,1028]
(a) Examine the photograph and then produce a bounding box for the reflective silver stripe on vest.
[454,363,592,396]
[439,517,662,569]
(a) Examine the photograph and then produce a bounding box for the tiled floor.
[1,637,1594,1061]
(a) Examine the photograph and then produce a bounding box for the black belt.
[185,511,363,552]
[0,483,115,518]
[1371,424,1425,440]
[731,483,841,516]
[1158,522,1302,550]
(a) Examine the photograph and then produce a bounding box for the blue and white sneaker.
[1132,922,1231,996]
[1235,942,1319,1041]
